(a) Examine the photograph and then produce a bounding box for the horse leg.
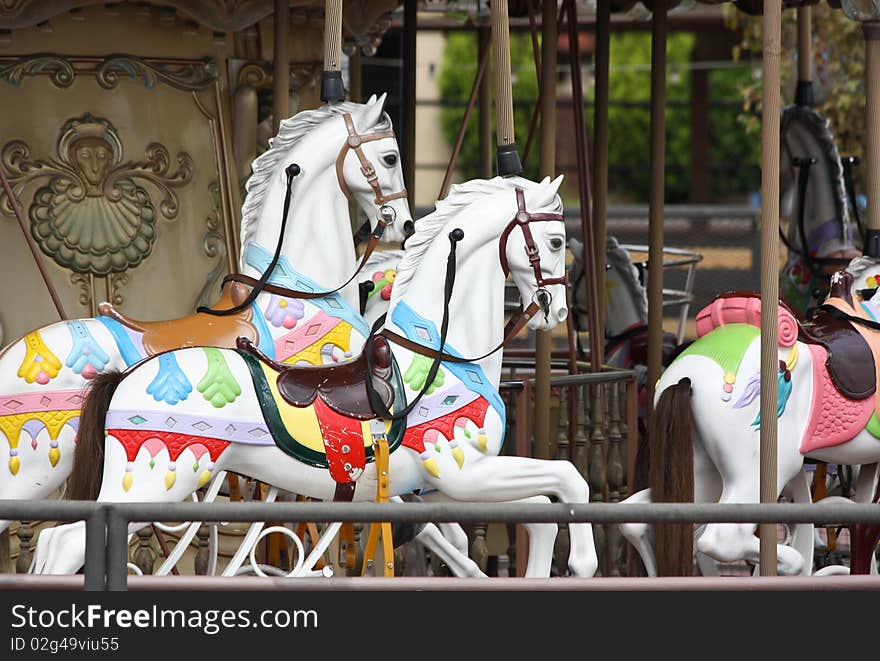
[428,456,597,577]
[418,490,558,577]
[618,488,658,577]
[412,523,486,578]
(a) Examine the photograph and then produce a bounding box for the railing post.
[15,521,33,574]
[553,387,571,575]
[588,384,607,574]
[606,382,625,576]
[105,507,129,591]
[84,506,107,591]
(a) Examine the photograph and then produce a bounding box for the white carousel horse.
[33,175,599,578]
[619,256,880,576]
[0,96,412,533]
[779,104,862,318]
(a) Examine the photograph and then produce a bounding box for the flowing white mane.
[239,101,392,253]
[781,105,849,234]
[391,177,553,299]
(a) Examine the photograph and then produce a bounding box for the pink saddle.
[800,343,873,455]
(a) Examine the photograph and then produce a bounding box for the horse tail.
[637,377,695,576]
[67,370,124,501]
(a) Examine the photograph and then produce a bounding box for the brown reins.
[202,112,406,315]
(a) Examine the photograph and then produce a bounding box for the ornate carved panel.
[0,54,239,340]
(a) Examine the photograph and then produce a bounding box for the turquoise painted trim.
[65,321,111,374]
[244,242,370,337]
[250,301,276,359]
[146,353,193,406]
[96,316,143,367]
[861,302,878,322]
[390,301,506,427]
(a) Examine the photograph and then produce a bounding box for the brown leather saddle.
[798,272,876,400]
[715,278,876,400]
[236,336,396,420]
[98,281,258,356]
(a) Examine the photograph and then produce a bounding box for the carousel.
[0,0,878,588]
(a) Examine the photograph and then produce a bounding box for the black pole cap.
[795,80,814,107]
[496,143,523,178]
[865,229,880,258]
[321,70,346,104]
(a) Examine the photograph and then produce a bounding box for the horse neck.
[784,126,850,257]
[386,235,507,385]
[243,147,357,309]
[604,275,645,338]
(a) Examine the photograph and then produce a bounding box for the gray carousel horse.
[779,104,862,318]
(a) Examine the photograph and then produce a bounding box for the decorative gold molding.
[0,54,217,91]
[235,60,320,91]
[195,181,227,309]
[1,113,193,276]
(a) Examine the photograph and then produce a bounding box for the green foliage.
[725,3,866,185]
[437,32,540,182]
[437,27,761,204]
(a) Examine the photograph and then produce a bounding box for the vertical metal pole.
[864,23,880,257]
[322,0,345,103]
[84,507,107,591]
[273,0,289,131]
[646,4,667,418]
[534,0,558,461]
[403,0,417,209]
[478,25,493,179]
[105,509,129,591]
[593,0,610,346]
[795,5,813,106]
[566,0,601,374]
[759,0,782,576]
[491,0,523,176]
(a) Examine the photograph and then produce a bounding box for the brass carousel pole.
[273,0,290,130]
[795,3,813,106]
[759,0,783,576]
[491,0,523,177]
[646,2,667,419]
[863,20,880,258]
[322,0,345,103]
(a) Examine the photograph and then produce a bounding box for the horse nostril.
[557,307,569,323]
[403,220,415,237]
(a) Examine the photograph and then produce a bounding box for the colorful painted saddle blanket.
[236,337,406,484]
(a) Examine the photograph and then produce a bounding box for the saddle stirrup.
[361,419,394,577]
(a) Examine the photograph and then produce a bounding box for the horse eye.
[383,154,398,167]
[549,237,564,251]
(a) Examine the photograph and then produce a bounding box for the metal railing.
[3,499,880,590]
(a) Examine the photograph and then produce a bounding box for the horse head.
[239,95,413,276]
[569,236,647,339]
[780,105,861,315]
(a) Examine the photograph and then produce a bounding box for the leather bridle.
[202,112,409,315]
[335,113,408,206]
[379,186,568,366]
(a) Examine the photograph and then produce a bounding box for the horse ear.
[366,93,378,105]
[357,92,386,129]
[548,174,564,198]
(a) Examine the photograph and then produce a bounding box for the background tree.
[726,3,865,189]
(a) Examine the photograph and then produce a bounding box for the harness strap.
[361,422,394,577]
[336,113,408,206]
[222,215,390,301]
[380,300,541,364]
[499,188,566,287]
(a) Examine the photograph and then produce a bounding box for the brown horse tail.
[640,377,695,576]
[67,370,124,501]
